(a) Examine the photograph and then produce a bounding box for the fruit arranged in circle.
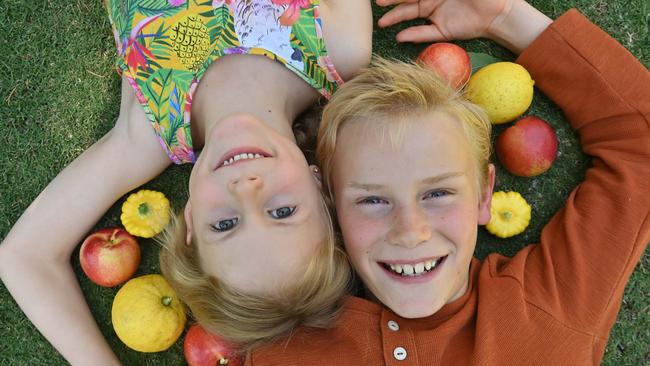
[416,42,471,89]
[112,274,186,352]
[79,228,140,287]
[496,116,558,177]
[486,191,531,238]
[466,62,535,124]
[121,189,171,238]
[184,323,241,366]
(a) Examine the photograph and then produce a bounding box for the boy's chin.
[387,298,447,319]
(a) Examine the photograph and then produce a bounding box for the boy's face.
[331,111,494,318]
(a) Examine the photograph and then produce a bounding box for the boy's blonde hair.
[317,57,493,199]
[158,194,351,353]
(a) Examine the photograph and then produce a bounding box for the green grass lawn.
[1,1,648,365]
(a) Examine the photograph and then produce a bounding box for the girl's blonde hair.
[317,57,493,200]
[158,193,351,353]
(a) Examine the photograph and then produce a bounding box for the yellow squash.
[121,189,170,238]
[486,191,531,238]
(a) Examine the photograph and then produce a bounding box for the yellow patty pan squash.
[121,189,170,238]
[486,191,531,238]
[112,274,186,352]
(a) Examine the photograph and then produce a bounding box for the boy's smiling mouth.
[379,256,448,277]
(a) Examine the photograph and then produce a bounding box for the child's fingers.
[396,24,448,43]
[375,0,419,7]
[377,2,420,28]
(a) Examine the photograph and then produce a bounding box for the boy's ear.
[184,201,193,246]
[477,164,496,225]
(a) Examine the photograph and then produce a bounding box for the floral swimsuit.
[105,0,343,164]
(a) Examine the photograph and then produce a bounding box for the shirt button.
[387,320,400,331]
[393,346,407,361]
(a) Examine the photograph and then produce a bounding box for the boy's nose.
[388,206,432,248]
[228,174,263,195]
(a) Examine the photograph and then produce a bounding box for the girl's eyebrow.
[347,172,465,191]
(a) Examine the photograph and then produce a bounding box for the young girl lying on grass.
[0,0,371,363]
[246,0,650,364]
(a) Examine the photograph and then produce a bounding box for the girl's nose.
[228,174,263,195]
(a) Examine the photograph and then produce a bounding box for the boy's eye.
[423,190,449,200]
[358,196,388,205]
[213,218,239,232]
[269,206,296,219]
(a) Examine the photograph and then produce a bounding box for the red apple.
[184,323,241,366]
[496,116,558,177]
[416,42,471,89]
[79,228,140,287]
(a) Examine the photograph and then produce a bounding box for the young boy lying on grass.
[244,0,650,364]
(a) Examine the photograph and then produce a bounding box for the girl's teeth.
[403,264,414,275]
[414,262,425,274]
[222,152,265,167]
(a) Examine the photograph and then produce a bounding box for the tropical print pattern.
[104,0,342,164]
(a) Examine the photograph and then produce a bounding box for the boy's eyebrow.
[421,172,466,185]
[347,172,466,191]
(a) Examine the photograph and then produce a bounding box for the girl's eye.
[423,190,449,200]
[213,218,239,232]
[358,196,388,205]
[269,206,296,219]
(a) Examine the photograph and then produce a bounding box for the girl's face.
[331,111,494,318]
[186,113,326,295]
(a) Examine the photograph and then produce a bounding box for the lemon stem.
[138,203,149,216]
[161,296,172,307]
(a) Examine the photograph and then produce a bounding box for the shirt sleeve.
[514,9,650,337]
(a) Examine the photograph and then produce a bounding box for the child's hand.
[376,0,552,54]
[376,0,513,43]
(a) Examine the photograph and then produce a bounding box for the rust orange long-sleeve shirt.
[246,9,650,366]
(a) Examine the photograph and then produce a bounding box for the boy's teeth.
[222,152,265,167]
[385,258,442,277]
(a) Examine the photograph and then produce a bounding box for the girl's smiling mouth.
[215,147,272,170]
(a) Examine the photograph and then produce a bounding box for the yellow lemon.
[486,191,531,238]
[466,62,534,124]
[112,274,186,352]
